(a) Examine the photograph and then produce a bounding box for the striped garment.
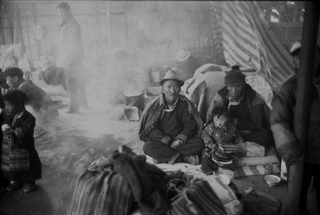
[1,133,30,172]
[168,178,227,215]
[210,1,295,90]
[67,168,135,215]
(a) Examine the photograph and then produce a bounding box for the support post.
[286,1,320,215]
[106,0,112,46]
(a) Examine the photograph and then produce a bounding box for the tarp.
[0,44,31,73]
[210,1,295,90]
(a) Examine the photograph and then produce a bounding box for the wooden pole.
[106,0,112,46]
[286,1,320,215]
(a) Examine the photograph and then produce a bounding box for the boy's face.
[213,114,228,128]
[4,101,21,115]
[5,76,19,89]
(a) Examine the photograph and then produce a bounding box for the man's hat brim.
[159,79,184,86]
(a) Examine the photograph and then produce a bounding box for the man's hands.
[277,143,304,168]
[161,136,172,145]
[170,139,184,149]
[161,135,185,149]
[207,142,217,150]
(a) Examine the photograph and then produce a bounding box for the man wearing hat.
[139,69,204,165]
[270,40,320,215]
[206,65,273,148]
[175,50,201,81]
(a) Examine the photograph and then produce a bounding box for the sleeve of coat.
[13,115,36,148]
[201,123,216,148]
[270,84,303,164]
[65,22,83,67]
[177,102,198,142]
[148,126,172,145]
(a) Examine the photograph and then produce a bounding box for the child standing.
[201,106,244,175]
[0,89,42,193]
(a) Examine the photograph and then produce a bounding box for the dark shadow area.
[0,185,53,215]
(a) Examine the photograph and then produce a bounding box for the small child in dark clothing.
[200,106,244,175]
[0,89,42,193]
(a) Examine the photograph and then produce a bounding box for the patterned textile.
[210,1,295,90]
[1,134,30,172]
[201,122,243,165]
[194,172,244,215]
[167,177,227,215]
[234,163,280,178]
[67,168,135,215]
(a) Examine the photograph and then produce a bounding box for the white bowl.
[264,175,281,187]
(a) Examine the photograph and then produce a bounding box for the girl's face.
[4,101,22,115]
[213,114,228,128]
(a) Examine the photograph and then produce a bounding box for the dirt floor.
[0,82,318,215]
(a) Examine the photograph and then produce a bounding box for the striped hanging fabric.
[210,3,224,62]
[220,1,263,71]
[247,1,295,90]
[210,1,295,90]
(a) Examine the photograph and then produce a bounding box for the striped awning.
[211,1,295,90]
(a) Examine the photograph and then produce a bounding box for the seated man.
[206,65,273,149]
[139,69,204,165]
[175,49,201,81]
[4,67,59,128]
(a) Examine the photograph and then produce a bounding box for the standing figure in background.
[0,90,42,193]
[270,40,320,215]
[56,2,88,113]
[139,70,204,165]
[175,49,201,81]
[4,67,58,135]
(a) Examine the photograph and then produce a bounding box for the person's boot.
[6,181,23,191]
[201,157,218,175]
[167,151,181,165]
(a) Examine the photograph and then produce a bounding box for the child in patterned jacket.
[0,89,42,193]
[200,106,244,175]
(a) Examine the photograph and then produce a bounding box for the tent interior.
[0,1,319,215]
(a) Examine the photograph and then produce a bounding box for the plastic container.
[240,187,282,215]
